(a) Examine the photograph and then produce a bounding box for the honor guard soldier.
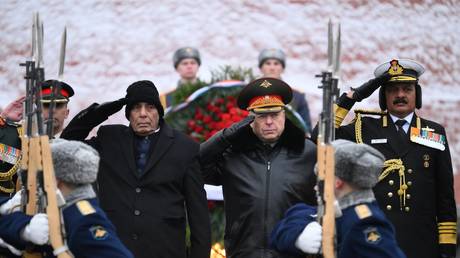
[40,80,74,137]
[0,139,134,258]
[258,48,313,133]
[271,140,406,258]
[312,59,457,258]
[0,80,74,257]
[160,47,203,108]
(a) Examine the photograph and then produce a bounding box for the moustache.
[393,98,408,105]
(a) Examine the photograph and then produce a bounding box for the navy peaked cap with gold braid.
[374,59,425,83]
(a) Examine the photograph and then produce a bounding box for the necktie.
[136,137,150,175]
[395,119,407,141]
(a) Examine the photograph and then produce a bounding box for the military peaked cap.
[40,79,74,103]
[374,59,425,83]
[237,77,292,114]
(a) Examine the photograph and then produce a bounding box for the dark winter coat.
[200,119,317,258]
[61,104,211,258]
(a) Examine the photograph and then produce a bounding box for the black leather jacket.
[200,120,317,258]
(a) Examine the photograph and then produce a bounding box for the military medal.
[0,143,21,165]
[410,127,445,151]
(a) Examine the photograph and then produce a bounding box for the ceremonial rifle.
[19,13,73,258]
[315,20,340,258]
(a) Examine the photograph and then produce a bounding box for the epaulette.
[354,109,387,116]
[354,204,372,219]
[76,200,96,216]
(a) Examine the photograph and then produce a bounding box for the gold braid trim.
[438,221,457,244]
[0,183,15,193]
[334,104,349,128]
[353,109,387,144]
[0,126,22,193]
[355,113,363,144]
[380,159,408,211]
[0,161,20,179]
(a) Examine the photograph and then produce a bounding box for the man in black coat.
[312,59,457,258]
[200,77,317,258]
[61,80,211,258]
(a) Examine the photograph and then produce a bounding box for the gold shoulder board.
[355,204,372,219]
[76,200,96,216]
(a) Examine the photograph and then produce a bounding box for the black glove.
[96,98,127,117]
[222,115,255,143]
[76,98,127,124]
[351,72,391,102]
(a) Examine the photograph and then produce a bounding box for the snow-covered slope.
[1,0,460,196]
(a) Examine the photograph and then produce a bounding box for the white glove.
[0,190,23,215]
[295,221,322,254]
[21,213,49,245]
[0,237,22,256]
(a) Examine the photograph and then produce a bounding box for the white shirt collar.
[389,112,414,133]
[389,112,414,125]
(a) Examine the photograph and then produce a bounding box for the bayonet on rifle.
[19,12,73,258]
[315,19,341,258]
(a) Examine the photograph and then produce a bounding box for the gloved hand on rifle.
[295,221,322,254]
[351,72,391,102]
[21,213,49,245]
[0,190,23,215]
[222,115,255,144]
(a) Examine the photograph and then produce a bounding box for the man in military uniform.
[200,77,317,258]
[271,140,406,258]
[160,47,204,108]
[312,59,456,258]
[258,48,312,133]
[0,79,74,199]
[0,139,134,257]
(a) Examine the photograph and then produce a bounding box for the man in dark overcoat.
[61,80,211,258]
[312,59,456,258]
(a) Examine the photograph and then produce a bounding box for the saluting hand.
[222,115,255,144]
[351,72,391,102]
[0,96,25,122]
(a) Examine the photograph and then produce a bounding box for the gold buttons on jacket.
[407,181,412,186]
[405,207,410,212]
[386,205,392,210]
[407,168,413,174]
[406,194,411,199]
[389,180,394,185]
[388,192,393,198]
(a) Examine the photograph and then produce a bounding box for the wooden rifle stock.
[19,13,74,258]
[314,19,341,258]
